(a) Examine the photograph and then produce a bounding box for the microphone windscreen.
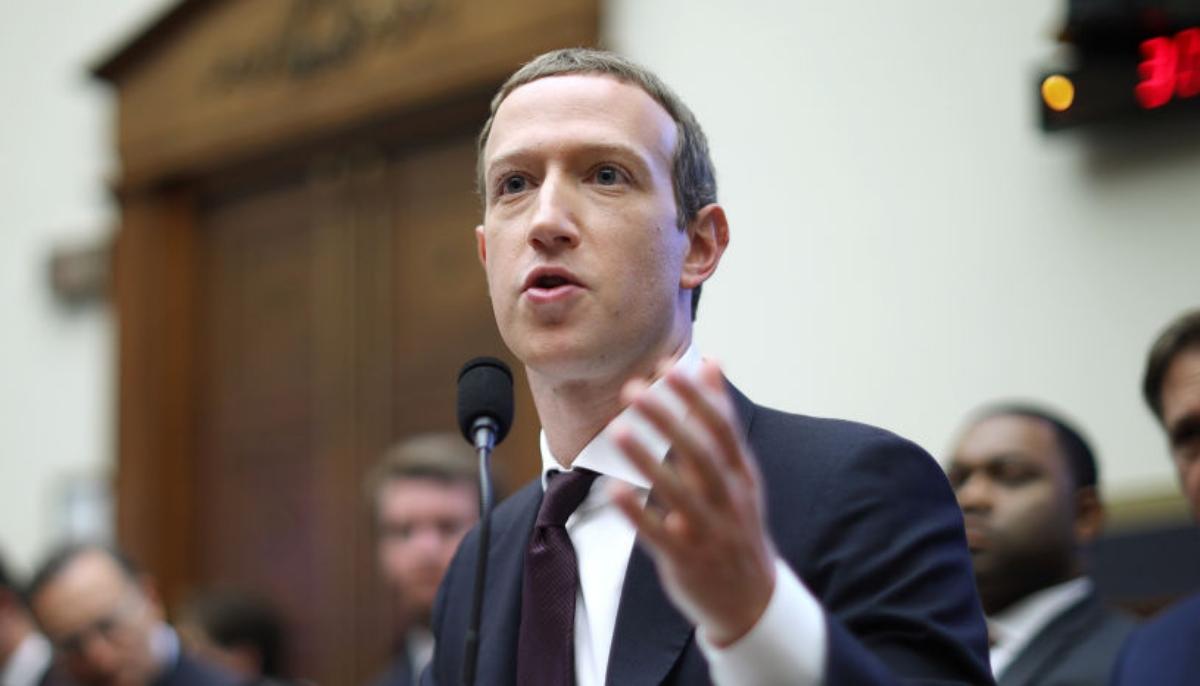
[457,357,515,446]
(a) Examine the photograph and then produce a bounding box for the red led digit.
[1175,28,1200,99]
[1136,36,1177,108]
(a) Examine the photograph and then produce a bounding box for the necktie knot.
[538,468,599,527]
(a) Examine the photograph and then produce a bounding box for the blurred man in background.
[365,434,478,686]
[1112,309,1200,685]
[0,553,55,686]
[176,589,291,686]
[946,404,1134,685]
[26,543,238,686]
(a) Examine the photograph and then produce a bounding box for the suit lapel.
[605,541,695,686]
[604,380,758,686]
[997,591,1100,686]
[474,483,542,686]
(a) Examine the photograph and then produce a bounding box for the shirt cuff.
[696,558,826,686]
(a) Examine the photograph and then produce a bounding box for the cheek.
[995,491,1063,536]
[1181,461,1200,509]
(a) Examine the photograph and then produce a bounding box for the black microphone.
[455,356,514,686]
[457,356,514,452]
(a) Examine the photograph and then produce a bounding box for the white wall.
[2,1,1196,574]
[607,1,1200,501]
[0,0,170,575]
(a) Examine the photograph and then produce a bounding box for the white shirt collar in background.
[0,632,51,686]
[988,576,1091,678]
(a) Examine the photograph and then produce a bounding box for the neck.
[982,567,1082,616]
[528,333,691,465]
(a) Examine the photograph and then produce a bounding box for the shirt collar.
[151,622,180,675]
[988,576,1092,655]
[0,632,52,686]
[538,344,702,492]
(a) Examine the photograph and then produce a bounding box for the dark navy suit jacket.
[1110,592,1200,685]
[152,653,241,686]
[996,589,1134,686]
[423,386,993,685]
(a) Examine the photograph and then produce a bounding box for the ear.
[1072,486,1105,544]
[679,203,729,290]
[475,224,488,267]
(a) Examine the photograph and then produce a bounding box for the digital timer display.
[1136,28,1200,108]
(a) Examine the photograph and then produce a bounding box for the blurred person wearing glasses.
[26,543,238,686]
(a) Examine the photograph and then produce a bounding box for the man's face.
[32,551,162,686]
[476,74,693,381]
[946,414,1079,614]
[1160,346,1200,520]
[376,477,478,624]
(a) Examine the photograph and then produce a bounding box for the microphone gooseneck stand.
[463,418,498,686]
[456,355,513,686]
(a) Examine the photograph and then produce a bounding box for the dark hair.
[1143,309,1200,423]
[26,542,141,605]
[477,48,718,321]
[364,432,479,510]
[975,403,1099,490]
[180,590,287,677]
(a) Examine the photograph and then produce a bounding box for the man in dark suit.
[946,404,1134,685]
[424,47,991,685]
[1112,309,1200,685]
[26,543,239,686]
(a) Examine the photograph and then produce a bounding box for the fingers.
[610,480,689,556]
[620,376,731,509]
[663,359,754,481]
[611,423,712,537]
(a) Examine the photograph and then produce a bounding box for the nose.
[954,472,992,513]
[527,174,580,252]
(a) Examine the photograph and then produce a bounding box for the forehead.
[952,414,1062,470]
[1162,347,1200,428]
[34,551,132,634]
[485,73,678,171]
[377,477,476,515]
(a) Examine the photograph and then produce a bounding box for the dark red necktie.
[516,468,600,686]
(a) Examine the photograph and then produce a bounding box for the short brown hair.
[364,433,478,512]
[476,48,718,320]
[1143,309,1200,422]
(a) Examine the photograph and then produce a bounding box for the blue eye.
[595,166,621,185]
[500,175,527,195]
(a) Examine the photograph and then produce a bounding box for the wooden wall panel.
[103,1,597,683]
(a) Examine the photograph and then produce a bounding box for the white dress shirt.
[538,345,827,686]
[1,633,51,686]
[407,626,435,684]
[987,576,1092,679]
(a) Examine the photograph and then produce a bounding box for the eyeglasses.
[52,589,145,658]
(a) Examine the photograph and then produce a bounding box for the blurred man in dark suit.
[946,404,1134,685]
[26,543,238,686]
[1112,309,1200,685]
[1,553,57,686]
[422,47,992,685]
[365,435,478,686]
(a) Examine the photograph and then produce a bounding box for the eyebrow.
[485,141,661,181]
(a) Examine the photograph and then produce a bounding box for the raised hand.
[610,358,777,647]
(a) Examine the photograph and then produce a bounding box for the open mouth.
[534,274,571,289]
[524,267,583,293]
